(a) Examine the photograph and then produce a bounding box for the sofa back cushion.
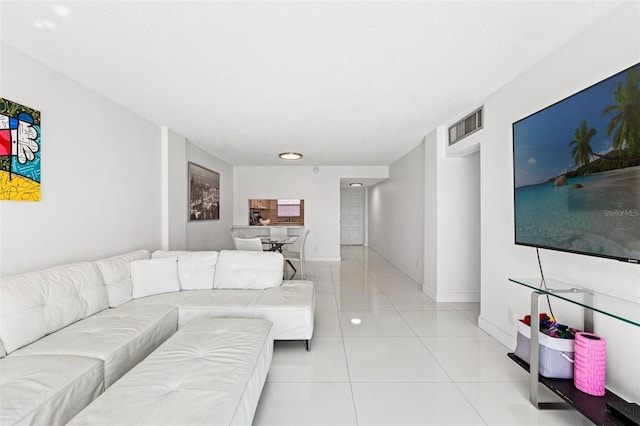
[213,250,283,289]
[0,261,109,356]
[130,257,181,299]
[152,250,218,290]
[94,250,150,307]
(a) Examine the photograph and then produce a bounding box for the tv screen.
[513,63,640,264]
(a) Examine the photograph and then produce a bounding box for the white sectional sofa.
[0,249,315,425]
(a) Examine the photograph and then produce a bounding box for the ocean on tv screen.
[514,166,640,261]
[513,63,640,262]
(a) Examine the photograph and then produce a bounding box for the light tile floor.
[253,246,585,426]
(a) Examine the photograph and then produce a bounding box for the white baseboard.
[306,256,341,262]
[422,284,437,300]
[437,292,480,303]
[478,316,516,350]
[423,290,480,303]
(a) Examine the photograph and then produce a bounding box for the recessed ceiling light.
[351,318,362,325]
[350,183,363,187]
[279,152,303,160]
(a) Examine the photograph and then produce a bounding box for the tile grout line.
[332,251,360,426]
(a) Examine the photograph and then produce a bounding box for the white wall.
[0,45,162,277]
[475,3,640,401]
[162,127,187,250]
[424,130,438,295]
[233,165,388,261]
[368,143,425,283]
[423,127,481,302]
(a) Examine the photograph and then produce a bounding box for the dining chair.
[233,237,264,251]
[270,226,288,240]
[231,230,245,239]
[281,229,310,279]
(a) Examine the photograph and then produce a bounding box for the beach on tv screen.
[513,63,640,262]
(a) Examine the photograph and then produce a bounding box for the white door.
[340,188,364,245]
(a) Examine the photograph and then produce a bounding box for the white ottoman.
[68,317,273,426]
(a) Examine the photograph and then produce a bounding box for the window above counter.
[249,199,304,226]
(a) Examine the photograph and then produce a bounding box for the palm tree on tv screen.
[602,66,640,156]
[570,120,597,167]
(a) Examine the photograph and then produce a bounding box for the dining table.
[259,235,298,271]
[259,235,297,252]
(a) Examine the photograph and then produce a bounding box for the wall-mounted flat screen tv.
[513,63,640,264]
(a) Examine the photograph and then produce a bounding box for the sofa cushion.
[214,250,283,289]
[94,249,150,308]
[0,355,103,426]
[122,281,315,341]
[121,290,263,328]
[118,291,197,309]
[152,250,218,290]
[175,290,264,328]
[0,261,109,356]
[130,257,180,299]
[68,318,273,426]
[10,305,178,388]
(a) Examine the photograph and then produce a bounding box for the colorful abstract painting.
[0,98,41,201]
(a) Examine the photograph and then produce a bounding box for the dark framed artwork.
[188,162,219,221]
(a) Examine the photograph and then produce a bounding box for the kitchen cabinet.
[250,200,268,209]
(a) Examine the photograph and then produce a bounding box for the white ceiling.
[0,1,623,167]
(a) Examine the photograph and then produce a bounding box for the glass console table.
[509,278,640,425]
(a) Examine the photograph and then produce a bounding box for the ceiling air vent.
[448,107,483,145]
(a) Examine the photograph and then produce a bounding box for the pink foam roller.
[573,332,606,396]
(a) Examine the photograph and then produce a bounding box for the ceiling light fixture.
[279,152,303,160]
[350,183,363,187]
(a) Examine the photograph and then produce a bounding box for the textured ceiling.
[0,1,624,166]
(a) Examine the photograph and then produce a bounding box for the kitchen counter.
[232,225,306,239]
[232,225,305,229]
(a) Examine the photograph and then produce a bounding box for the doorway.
[340,187,365,245]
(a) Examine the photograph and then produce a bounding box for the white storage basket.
[513,321,575,379]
